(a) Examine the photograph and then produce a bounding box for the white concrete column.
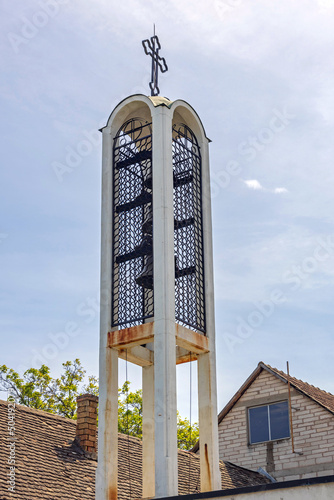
[152,105,178,498]
[197,137,221,492]
[197,353,220,492]
[96,127,119,500]
[96,348,119,500]
[142,365,155,498]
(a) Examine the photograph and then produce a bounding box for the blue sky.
[1,0,334,419]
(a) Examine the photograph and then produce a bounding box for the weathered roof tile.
[0,400,269,499]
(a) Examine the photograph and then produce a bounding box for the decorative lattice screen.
[112,118,205,334]
[112,118,154,328]
[173,123,206,334]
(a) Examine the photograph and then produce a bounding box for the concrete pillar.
[198,352,220,492]
[197,133,221,492]
[96,126,119,500]
[152,104,178,498]
[96,348,119,500]
[142,365,155,498]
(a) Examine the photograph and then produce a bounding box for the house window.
[248,401,290,444]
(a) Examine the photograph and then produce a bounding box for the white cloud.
[243,180,288,194]
[244,179,263,190]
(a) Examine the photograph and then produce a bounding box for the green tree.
[176,412,199,450]
[118,381,199,450]
[0,360,199,449]
[118,381,143,439]
[0,359,97,418]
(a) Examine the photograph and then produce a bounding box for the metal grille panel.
[173,123,206,333]
[112,118,154,328]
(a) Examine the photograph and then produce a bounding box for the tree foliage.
[176,412,199,450]
[0,360,199,449]
[118,381,143,439]
[0,359,97,418]
[118,381,199,450]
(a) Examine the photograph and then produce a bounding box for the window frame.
[247,400,290,445]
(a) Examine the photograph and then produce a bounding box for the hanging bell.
[131,188,152,207]
[143,175,152,190]
[135,254,153,289]
[133,234,152,257]
[143,167,152,190]
[142,208,153,235]
[117,188,152,213]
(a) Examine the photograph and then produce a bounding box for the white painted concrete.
[193,481,334,500]
[96,125,119,500]
[142,365,155,498]
[152,103,178,498]
[97,95,220,499]
[172,101,221,493]
[97,96,156,500]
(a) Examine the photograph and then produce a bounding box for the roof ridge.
[292,377,334,396]
[261,363,334,414]
[262,364,334,397]
[0,399,77,424]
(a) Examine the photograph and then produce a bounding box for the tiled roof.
[0,399,269,499]
[262,363,334,415]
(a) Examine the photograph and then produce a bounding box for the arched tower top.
[171,99,210,145]
[102,94,210,144]
[103,95,155,134]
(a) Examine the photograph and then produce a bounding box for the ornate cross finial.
[142,27,168,96]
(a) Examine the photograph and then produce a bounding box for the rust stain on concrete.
[175,323,209,353]
[108,323,154,348]
[108,486,117,500]
[176,352,198,365]
[204,443,212,491]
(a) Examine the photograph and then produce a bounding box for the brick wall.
[76,394,98,456]
[218,370,334,481]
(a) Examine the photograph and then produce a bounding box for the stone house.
[214,362,334,482]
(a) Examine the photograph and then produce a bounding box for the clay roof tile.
[0,399,269,499]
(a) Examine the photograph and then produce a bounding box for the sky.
[1,0,334,420]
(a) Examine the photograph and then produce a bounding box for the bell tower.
[96,36,220,500]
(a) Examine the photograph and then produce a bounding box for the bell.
[143,171,152,190]
[135,254,153,289]
[133,234,152,256]
[142,208,153,235]
[116,188,152,213]
[132,188,152,207]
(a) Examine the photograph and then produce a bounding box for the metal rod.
[150,36,155,96]
[188,351,192,494]
[126,349,132,498]
[287,361,295,453]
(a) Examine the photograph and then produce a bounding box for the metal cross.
[142,31,168,96]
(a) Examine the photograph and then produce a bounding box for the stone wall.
[218,370,334,481]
